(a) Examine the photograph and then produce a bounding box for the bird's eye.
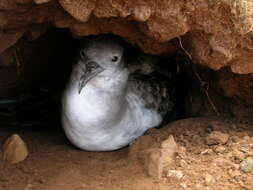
[111,56,118,62]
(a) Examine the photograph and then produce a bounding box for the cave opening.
[1,1,253,188]
[1,27,253,190]
[0,27,190,131]
[5,26,253,189]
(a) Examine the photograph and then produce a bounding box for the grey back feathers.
[127,53,177,124]
[128,73,174,116]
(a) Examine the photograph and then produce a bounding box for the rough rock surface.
[129,131,179,179]
[0,0,253,74]
[206,131,229,145]
[185,65,253,120]
[2,134,28,164]
[240,157,253,173]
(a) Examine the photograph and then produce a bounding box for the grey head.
[78,36,125,94]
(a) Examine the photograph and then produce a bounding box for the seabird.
[61,36,175,151]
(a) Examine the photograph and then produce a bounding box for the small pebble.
[240,157,253,173]
[161,135,177,149]
[231,135,240,143]
[201,149,213,155]
[237,132,249,138]
[228,169,244,183]
[25,184,32,189]
[166,170,183,179]
[180,183,187,189]
[233,149,245,163]
[2,134,28,164]
[214,146,226,153]
[212,158,234,168]
[206,131,229,145]
[205,173,215,184]
[179,159,188,168]
[132,3,151,22]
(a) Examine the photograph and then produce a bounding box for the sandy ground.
[0,117,253,190]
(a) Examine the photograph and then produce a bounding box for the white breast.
[61,73,162,151]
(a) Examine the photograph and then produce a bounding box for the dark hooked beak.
[78,61,104,94]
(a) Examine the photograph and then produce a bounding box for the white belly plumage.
[61,83,162,151]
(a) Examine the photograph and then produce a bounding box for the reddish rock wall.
[0,0,253,73]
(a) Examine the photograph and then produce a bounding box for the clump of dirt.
[1,117,252,190]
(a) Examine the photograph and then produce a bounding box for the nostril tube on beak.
[78,61,104,94]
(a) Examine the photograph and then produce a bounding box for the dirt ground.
[0,117,253,190]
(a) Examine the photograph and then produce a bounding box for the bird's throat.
[86,67,129,95]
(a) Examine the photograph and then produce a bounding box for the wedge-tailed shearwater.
[61,36,175,151]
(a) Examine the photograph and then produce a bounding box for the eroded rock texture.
[0,0,253,74]
[185,65,253,120]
